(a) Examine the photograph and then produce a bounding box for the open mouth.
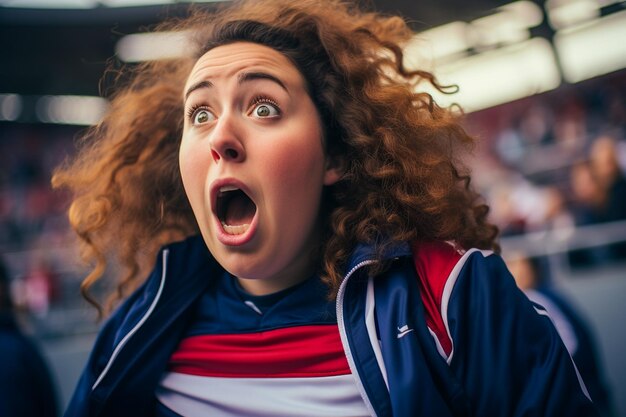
[216,185,257,235]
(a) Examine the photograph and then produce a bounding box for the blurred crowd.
[0,125,73,250]
[0,125,86,327]
[467,71,626,267]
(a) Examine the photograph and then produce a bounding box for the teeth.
[221,222,250,235]
[219,185,239,193]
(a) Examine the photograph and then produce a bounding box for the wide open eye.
[251,99,280,118]
[189,107,215,125]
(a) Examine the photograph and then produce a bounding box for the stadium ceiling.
[0,0,514,97]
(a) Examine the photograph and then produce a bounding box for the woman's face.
[180,42,342,295]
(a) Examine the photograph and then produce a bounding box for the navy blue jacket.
[65,235,598,416]
[525,286,615,417]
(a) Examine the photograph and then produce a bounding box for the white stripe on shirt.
[156,372,370,417]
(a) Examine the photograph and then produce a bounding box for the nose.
[209,114,245,164]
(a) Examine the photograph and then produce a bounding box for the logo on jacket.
[397,324,414,339]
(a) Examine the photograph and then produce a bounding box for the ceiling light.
[545,0,600,29]
[554,10,626,82]
[36,95,108,125]
[0,94,22,121]
[116,31,191,62]
[420,37,561,112]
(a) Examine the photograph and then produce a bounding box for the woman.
[54,0,598,415]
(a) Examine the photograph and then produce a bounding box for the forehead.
[185,42,304,90]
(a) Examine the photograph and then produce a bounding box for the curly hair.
[53,0,499,316]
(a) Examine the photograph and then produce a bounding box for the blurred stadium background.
[0,0,625,415]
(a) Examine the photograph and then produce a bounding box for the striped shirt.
[155,271,369,416]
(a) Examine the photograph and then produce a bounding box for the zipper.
[91,249,170,390]
[336,259,379,417]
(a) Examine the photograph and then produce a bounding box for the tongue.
[225,192,256,226]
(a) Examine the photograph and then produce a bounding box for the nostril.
[225,148,239,159]
[211,150,221,162]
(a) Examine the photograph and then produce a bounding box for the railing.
[500,219,626,281]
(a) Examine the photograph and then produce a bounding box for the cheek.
[267,152,326,228]
[267,141,325,189]
[264,120,326,185]
[179,138,208,207]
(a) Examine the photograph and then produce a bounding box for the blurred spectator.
[524,186,574,235]
[588,135,626,261]
[22,260,60,317]
[487,175,548,236]
[494,103,555,168]
[487,180,527,236]
[0,256,59,417]
[487,174,574,237]
[570,161,605,225]
[589,135,626,225]
[507,254,615,417]
[519,103,555,147]
[552,96,587,156]
[568,161,611,266]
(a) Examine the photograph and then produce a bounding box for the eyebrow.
[237,71,287,91]
[184,80,213,102]
[184,71,287,103]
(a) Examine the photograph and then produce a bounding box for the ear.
[323,154,345,186]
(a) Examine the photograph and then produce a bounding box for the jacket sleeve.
[445,250,599,417]
[64,262,163,417]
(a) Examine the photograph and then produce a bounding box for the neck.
[235,255,316,296]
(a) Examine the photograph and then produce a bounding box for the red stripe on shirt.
[168,324,350,378]
[412,241,460,356]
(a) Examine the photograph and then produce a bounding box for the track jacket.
[65,235,598,416]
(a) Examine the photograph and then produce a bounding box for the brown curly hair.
[53,0,499,316]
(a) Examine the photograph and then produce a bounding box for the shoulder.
[410,241,496,360]
[411,241,496,307]
[411,241,463,301]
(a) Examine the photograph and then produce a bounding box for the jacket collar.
[346,241,412,273]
